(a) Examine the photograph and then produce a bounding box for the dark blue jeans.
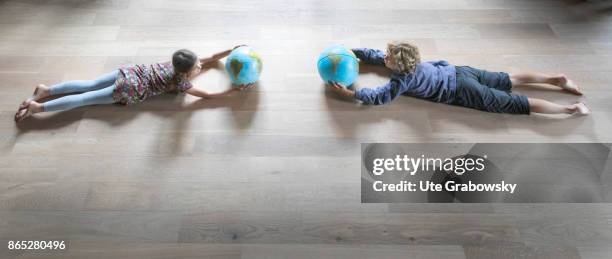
[451,66,530,115]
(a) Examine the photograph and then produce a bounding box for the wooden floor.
[1,0,612,258]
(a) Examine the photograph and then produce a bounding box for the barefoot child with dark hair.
[15,45,254,122]
[328,42,589,116]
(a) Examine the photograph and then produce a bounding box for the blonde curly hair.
[386,42,421,74]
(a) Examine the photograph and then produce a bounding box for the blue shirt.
[352,48,457,105]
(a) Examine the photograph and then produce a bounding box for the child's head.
[172,49,201,78]
[384,42,421,74]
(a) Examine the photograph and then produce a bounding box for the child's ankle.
[38,84,51,97]
[547,75,566,86]
[30,102,44,113]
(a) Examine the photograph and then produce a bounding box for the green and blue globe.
[317,45,359,87]
[225,46,262,86]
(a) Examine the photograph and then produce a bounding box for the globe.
[317,45,359,87]
[225,46,262,86]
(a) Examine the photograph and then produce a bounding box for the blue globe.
[225,46,262,86]
[317,45,359,87]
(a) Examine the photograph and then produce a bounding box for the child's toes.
[14,110,21,122]
[575,103,590,115]
[563,79,583,95]
[18,98,33,110]
[574,86,584,95]
[569,86,583,96]
[14,108,28,122]
[19,100,30,109]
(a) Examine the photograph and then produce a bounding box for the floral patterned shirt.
[113,61,193,105]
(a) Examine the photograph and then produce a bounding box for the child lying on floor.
[328,42,589,116]
[15,46,254,122]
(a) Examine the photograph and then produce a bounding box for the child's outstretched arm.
[199,45,247,65]
[199,49,231,65]
[185,84,254,99]
[328,79,406,105]
[351,48,386,66]
[355,80,403,105]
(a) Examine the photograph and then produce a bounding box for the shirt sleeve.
[351,48,385,66]
[176,78,193,92]
[354,78,406,105]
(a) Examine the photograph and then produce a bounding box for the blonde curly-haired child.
[328,42,589,116]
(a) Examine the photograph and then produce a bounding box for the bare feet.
[552,75,583,96]
[567,102,590,115]
[14,100,43,122]
[19,84,50,109]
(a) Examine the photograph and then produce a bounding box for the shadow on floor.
[12,61,261,152]
[323,64,595,140]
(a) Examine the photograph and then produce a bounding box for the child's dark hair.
[172,49,198,74]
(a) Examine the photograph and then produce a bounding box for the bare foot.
[552,74,583,96]
[567,102,590,115]
[19,84,50,109]
[14,100,43,122]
